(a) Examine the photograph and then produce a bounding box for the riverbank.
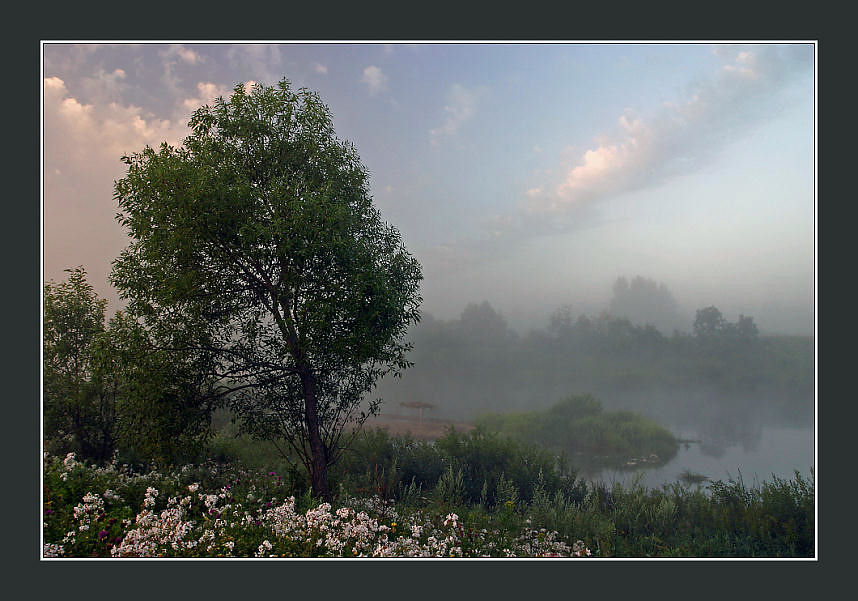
[43,428,815,558]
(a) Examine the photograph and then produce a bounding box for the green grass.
[45,403,812,559]
[42,438,814,558]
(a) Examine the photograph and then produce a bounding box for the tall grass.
[196,421,813,557]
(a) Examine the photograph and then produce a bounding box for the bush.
[327,426,585,509]
[476,394,679,471]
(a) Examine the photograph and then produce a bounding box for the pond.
[581,424,815,490]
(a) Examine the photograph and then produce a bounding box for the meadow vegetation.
[43,426,814,558]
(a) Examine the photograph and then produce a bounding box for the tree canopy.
[110,80,422,499]
[44,267,112,460]
[44,267,217,464]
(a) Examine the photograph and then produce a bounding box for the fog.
[421,274,813,339]
[42,43,815,481]
[374,273,814,473]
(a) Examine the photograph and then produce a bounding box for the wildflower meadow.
[42,428,814,559]
[42,451,589,559]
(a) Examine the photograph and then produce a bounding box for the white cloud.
[43,76,191,308]
[44,76,65,92]
[74,68,130,105]
[45,77,185,158]
[181,81,258,114]
[313,62,328,74]
[430,84,478,145]
[361,65,388,95]
[527,45,812,214]
[157,45,204,98]
[182,81,232,111]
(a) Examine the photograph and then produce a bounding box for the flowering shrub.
[42,453,590,558]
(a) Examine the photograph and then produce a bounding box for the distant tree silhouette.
[693,306,728,338]
[609,276,682,334]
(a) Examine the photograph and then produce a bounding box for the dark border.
[16,2,842,596]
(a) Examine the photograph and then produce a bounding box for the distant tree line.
[376,289,813,435]
[608,275,684,334]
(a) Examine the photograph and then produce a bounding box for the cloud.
[182,81,233,111]
[430,84,478,145]
[361,65,388,94]
[154,45,207,104]
[527,44,813,214]
[45,76,185,159]
[76,67,129,104]
[424,44,813,281]
[313,62,328,74]
[43,76,191,309]
[163,44,202,65]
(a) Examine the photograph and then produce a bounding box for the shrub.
[476,394,679,470]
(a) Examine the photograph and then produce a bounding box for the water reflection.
[585,425,813,490]
[697,418,764,458]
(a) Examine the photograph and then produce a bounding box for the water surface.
[585,425,814,490]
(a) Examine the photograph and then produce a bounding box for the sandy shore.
[362,413,474,440]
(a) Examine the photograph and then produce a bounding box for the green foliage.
[707,470,815,556]
[110,79,422,499]
[609,275,683,334]
[693,305,729,338]
[43,449,814,558]
[379,302,811,435]
[476,395,679,471]
[694,306,759,342]
[101,313,217,466]
[44,268,217,466]
[432,465,466,506]
[44,268,114,461]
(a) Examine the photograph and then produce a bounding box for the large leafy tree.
[44,267,114,460]
[111,80,422,499]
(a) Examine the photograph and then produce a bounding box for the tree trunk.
[301,369,332,502]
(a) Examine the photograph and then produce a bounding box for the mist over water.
[374,276,814,486]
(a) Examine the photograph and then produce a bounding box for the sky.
[42,42,815,335]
